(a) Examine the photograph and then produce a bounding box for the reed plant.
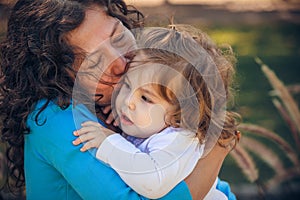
[230,58,300,196]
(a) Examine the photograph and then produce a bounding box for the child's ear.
[164,113,172,126]
[164,107,179,128]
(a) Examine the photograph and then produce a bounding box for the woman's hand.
[184,144,231,200]
[72,121,115,152]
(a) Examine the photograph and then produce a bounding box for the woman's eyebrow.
[87,21,122,56]
[110,20,122,37]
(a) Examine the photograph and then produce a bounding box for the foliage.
[229,58,300,196]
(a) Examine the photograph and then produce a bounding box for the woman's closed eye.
[111,29,134,51]
[111,32,125,47]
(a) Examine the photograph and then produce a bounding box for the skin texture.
[185,145,230,200]
[68,6,135,105]
[115,64,172,138]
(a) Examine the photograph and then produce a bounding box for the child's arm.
[96,128,203,199]
[73,123,201,199]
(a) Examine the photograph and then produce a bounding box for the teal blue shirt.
[25,100,236,200]
[24,100,192,200]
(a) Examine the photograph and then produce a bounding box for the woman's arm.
[185,144,231,200]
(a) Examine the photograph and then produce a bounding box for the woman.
[0,0,235,199]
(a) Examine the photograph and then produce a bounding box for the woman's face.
[68,6,136,105]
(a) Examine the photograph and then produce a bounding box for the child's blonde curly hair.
[131,25,241,152]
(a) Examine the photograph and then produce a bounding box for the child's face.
[115,61,173,138]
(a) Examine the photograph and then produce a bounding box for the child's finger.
[102,105,111,114]
[80,145,88,152]
[113,116,120,127]
[105,112,115,124]
[72,131,99,146]
[80,140,98,152]
[81,121,101,127]
[72,137,82,146]
[79,131,98,143]
[74,126,96,136]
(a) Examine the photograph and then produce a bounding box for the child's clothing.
[96,127,227,199]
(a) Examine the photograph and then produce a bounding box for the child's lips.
[120,113,134,126]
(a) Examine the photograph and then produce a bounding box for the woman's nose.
[109,56,127,76]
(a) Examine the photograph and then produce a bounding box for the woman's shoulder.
[25,100,100,148]
[28,100,73,125]
[27,100,97,131]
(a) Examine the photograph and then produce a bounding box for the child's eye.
[141,95,153,104]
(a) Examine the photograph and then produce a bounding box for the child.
[73,25,240,199]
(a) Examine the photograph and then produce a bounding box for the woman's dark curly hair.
[0,0,143,190]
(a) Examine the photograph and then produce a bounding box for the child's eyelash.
[141,95,153,103]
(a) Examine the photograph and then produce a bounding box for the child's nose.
[125,94,136,110]
[128,102,136,110]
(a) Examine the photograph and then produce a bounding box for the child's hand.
[102,105,120,127]
[72,121,115,152]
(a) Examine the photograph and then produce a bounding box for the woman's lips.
[120,113,134,126]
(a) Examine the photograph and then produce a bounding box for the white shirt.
[97,127,227,200]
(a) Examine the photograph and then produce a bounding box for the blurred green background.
[1,0,300,199]
[126,1,300,199]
